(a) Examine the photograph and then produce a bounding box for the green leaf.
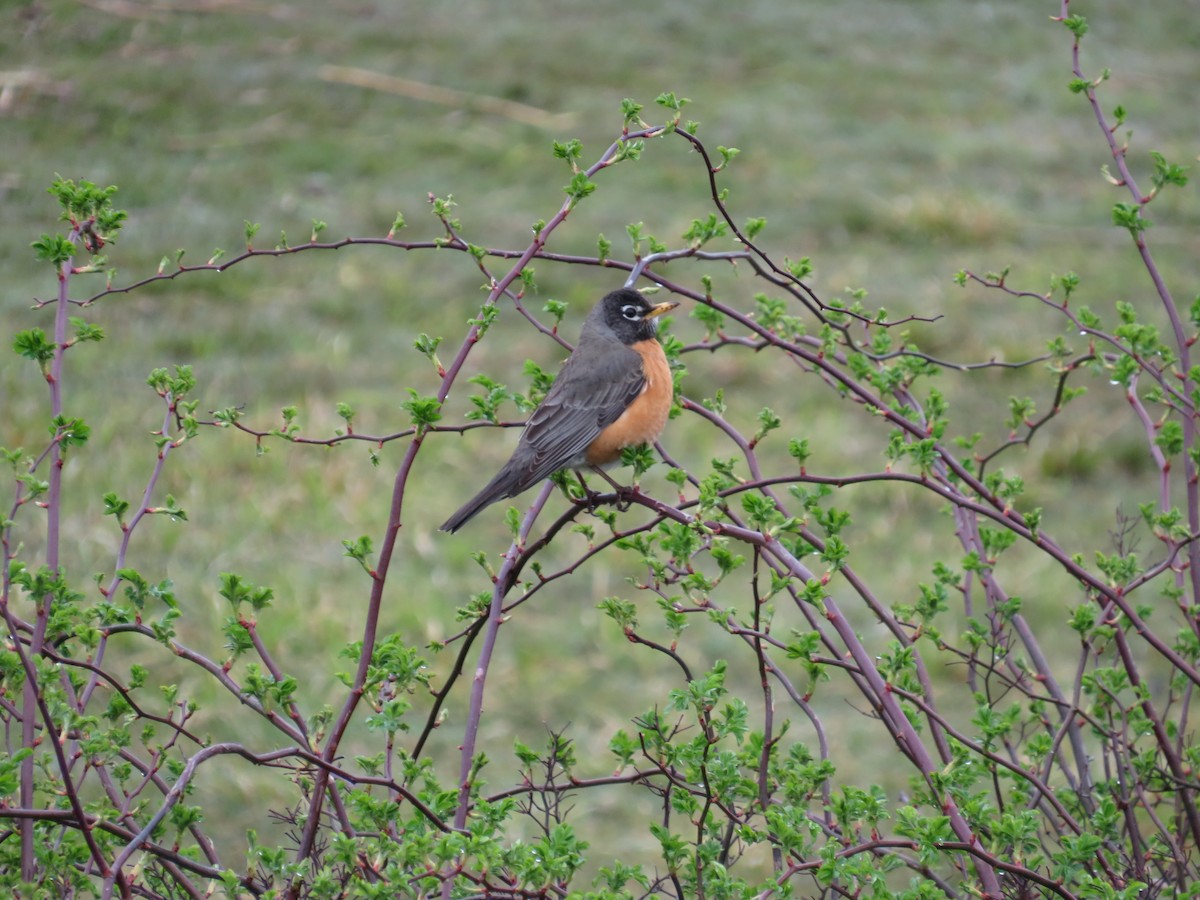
[68,317,104,345]
[715,145,740,170]
[31,233,75,266]
[564,172,597,203]
[654,91,690,114]
[1156,419,1184,456]
[50,415,90,452]
[400,390,443,431]
[552,138,583,168]
[1061,15,1088,39]
[102,491,130,524]
[1150,150,1189,192]
[752,406,782,445]
[13,328,56,369]
[543,299,567,327]
[1111,202,1147,235]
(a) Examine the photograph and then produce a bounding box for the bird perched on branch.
[440,288,678,533]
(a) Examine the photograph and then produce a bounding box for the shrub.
[2,11,1197,900]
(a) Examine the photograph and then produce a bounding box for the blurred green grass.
[3,0,1198,877]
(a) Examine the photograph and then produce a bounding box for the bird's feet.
[571,470,641,513]
[613,483,641,512]
[570,472,605,511]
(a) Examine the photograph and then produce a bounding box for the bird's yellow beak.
[643,300,679,320]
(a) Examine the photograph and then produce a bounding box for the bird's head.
[594,288,679,344]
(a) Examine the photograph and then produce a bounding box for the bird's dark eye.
[620,304,641,320]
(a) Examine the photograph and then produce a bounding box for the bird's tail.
[438,471,515,533]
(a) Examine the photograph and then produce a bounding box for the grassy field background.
[3,0,1199,879]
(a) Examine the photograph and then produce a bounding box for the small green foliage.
[342,535,375,575]
[13,328,56,371]
[429,194,459,226]
[46,177,126,249]
[147,494,187,522]
[1006,395,1035,431]
[788,256,814,280]
[753,292,803,337]
[787,438,811,468]
[1094,550,1142,587]
[741,491,782,531]
[413,333,443,373]
[102,491,130,526]
[518,359,555,410]
[543,298,567,328]
[751,406,782,446]
[365,698,413,735]
[68,317,104,345]
[465,374,511,424]
[682,213,727,247]
[31,233,75,266]
[146,365,196,399]
[218,572,273,612]
[620,97,644,127]
[1156,419,1184,456]
[552,137,584,169]
[611,138,644,163]
[116,569,178,616]
[702,388,726,416]
[620,443,657,478]
[400,390,442,431]
[564,172,597,204]
[241,663,297,712]
[275,405,299,439]
[1055,271,1080,300]
[667,660,727,713]
[1111,202,1147,235]
[1149,150,1189,193]
[599,596,638,631]
[1061,15,1088,39]
[979,526,1017,561]
[335,401,355,431]
[691,302,724,340]
[50,415,90,453]
[467,302,499,337]
[654,91,690,115]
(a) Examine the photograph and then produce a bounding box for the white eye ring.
[620,304,641,320]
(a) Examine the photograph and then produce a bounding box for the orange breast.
[585,339,673,466]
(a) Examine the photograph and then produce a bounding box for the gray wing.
[438,340,644,532]
[512,341,645,487]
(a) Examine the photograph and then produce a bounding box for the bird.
[440,288,679,533]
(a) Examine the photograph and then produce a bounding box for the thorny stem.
[1060,0,1200,618]
[18,227,80,883]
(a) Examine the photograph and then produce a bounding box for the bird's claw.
[614,483,641,512]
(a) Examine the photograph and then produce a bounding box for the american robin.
[439,288,679,533]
